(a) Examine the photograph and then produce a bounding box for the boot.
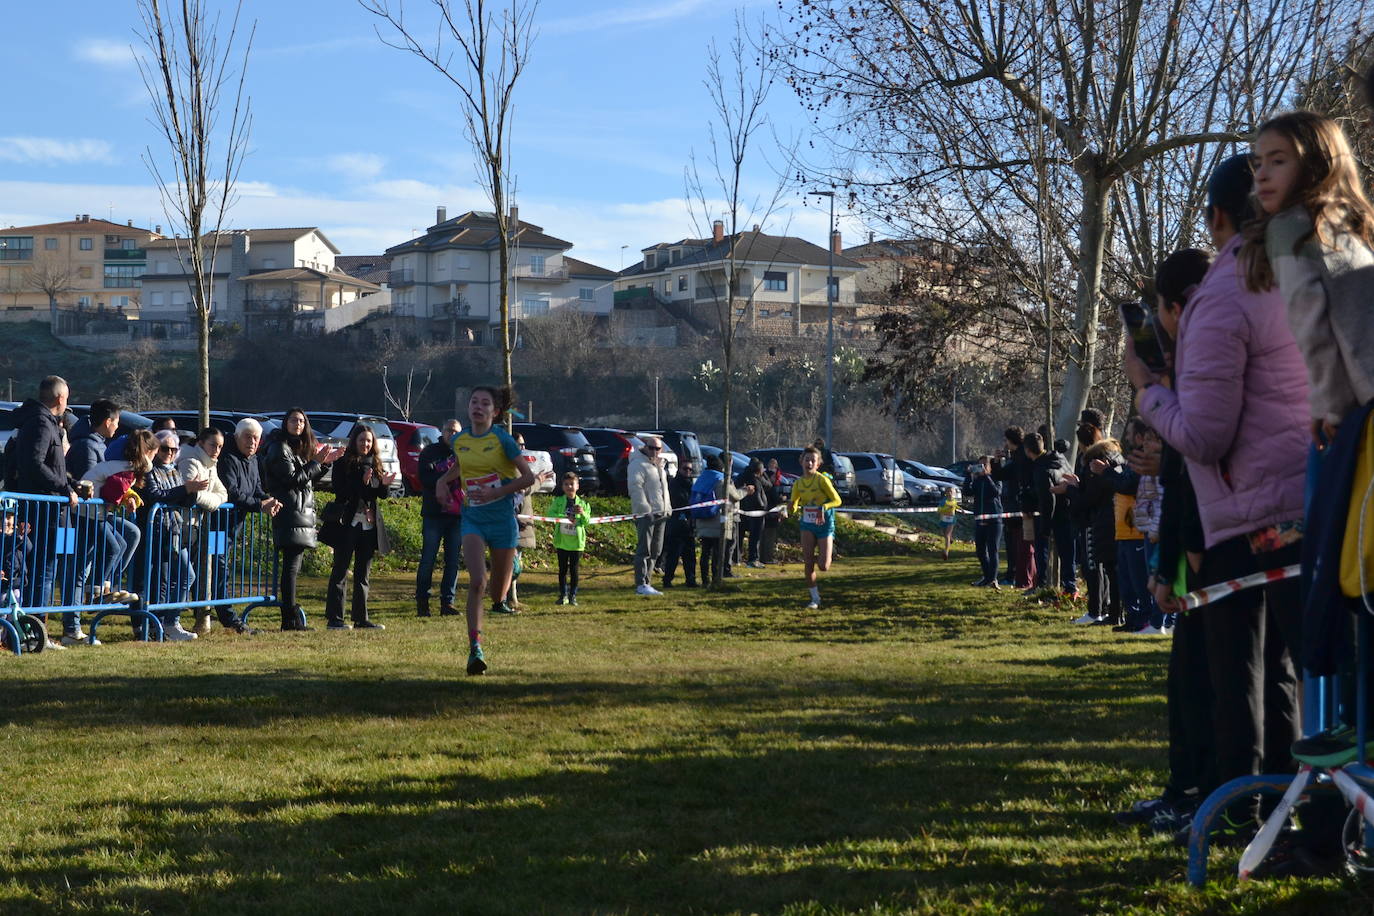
[440,603,459,617]
[416,596,431,618]
[282,605,313,631]
[193,611,213,637]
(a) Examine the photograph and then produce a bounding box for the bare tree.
[520,306,600,379]
[134,0,254,428]
[362,0,538,423]
[119,339,166,412]
[777,0,1343,440]
[382,364,434,421]
[26,257,77,332]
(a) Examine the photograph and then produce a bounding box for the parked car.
[840,451,904,504]
[512,422,599,494]
[518,448,557,494]
[388,420,443,495]
[147,409,281,447]
[829,453,856,502]
[901,472,943,506]
[263,411,404,495]
[3,403,155,474]
[638,429,703,478]
[897,458,970,501]
[698,444,750,479]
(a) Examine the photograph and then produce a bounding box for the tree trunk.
[1056,166,1111,454]
[198,304,210,428]
[715,321,732,588]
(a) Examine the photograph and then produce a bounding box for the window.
[760,309,770,318]
[110,295,130,309]
[149,292,165,306]
[677,275,687,292]
[763,271,788,291]
[44,238,58,250]
[670,249,679,264]
[456,254,471,270]
[436,257,447,273]
[122,239,136,250]
[79,238,93,251]
[77,266,92,279]
[530,254,545,276]
[171,290,185,306]
[155,260,168,274]
[644,252,656,270]
[521,297,549,317]
[104,264,144,288]
[578,288,594,301]
[77,296,91,308]
[735,307,746,315]
[0,237,33,260]
[663,279,671,295]
[262,258,276,269]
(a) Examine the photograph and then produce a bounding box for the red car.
[387,421,443,495]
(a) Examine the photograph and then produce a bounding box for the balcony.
[390,268,415,286]
[512,264,567,282]
[244,298,305,313]
[105,248,146,261]
[434,298,479,319]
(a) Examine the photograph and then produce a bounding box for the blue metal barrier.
[0,491,142,647]
[92,501,279,641]
[0,492,278,647]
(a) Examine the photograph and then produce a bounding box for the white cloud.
[543,0,713,34]
[0,137,114,166]
[74,38,136,68]
[325,153,386,182]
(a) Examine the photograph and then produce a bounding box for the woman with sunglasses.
[263,408,344,631]
[136,430,209,640]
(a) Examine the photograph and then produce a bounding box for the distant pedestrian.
[627,434,670,596]
[322,424,396,630]
[550,472,590,605]
[416,419,463,618]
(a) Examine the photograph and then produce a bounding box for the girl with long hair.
[1242,110,1374,443]
[263,407,343,630]
[787,446,841,609]
[323,425,397,630]
[436,386,537,675]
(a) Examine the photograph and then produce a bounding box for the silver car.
[839,451,904,504]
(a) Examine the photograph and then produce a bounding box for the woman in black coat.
[737,457,775,567]
[262,408,342,630]
[323,425,397,629]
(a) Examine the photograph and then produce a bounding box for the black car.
[637,429,703,478]
[512,422,599,493]
[581,427,646,496]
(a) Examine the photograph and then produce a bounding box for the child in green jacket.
[550,472,591,605]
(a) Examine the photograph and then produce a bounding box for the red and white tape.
[518,499,725,526]
[1177,564,1300,611]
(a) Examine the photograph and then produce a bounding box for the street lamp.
[809,190,836,449]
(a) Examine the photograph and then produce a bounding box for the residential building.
[0,215,160,321]
[140,228,381,336]
[612,221,864,341]
[384,208,616,343]
[843,237,964,306]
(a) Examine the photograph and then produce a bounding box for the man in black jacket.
[990,426,1030,588]
[11,378,78,639]
[416,419,463,617]
[215,418,280,632]
[661,460,698,588]
[1024,432,1074,595]
[966,455,1002,588]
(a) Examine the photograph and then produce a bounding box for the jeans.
[154,543,196,626]
[417,513,462,606]
[1051,514,1077,592]
[741,515,765,563]
[99,516,141,593]
[634,515,666,587]
[974,521,1001,583]
[325,524,377,625]
[1116,539,1156,629]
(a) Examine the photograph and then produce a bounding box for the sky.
[0,0,863,272]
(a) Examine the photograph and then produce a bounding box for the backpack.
[689,470,722,519]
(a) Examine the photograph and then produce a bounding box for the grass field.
[0,525,1369,914]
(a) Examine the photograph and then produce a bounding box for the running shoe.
[490,601,519,616]
[806,600,820,610]
[1071,612,1097,625]
[466,643,487,676]
[1114,795,1175,826]
[1291,724,1361,768]
[1130,625,1165,636]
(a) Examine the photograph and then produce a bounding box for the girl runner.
[938,486,960,560]
[436,386,537,675]
[788,446,842,609]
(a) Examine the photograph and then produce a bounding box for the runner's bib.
[559,520,576,537]
[803,507,823,526]
[465,472,501,501]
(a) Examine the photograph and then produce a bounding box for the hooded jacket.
[1073,438,1125,561]
[627,448,669,517]
[1030,449,1072,521]
[1138,234,1309,546]
[218,437,268,516]
[10,399,73,498]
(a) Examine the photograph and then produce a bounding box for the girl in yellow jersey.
[788,446,842,609]
[435,386,537,676]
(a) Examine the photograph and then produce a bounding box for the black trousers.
[741,516,765,562]
[761,524,780,564]
[1198,537,1301,810]
[699,536,722,585]
[557,548,581,595]
[662,520,697,585]
[1167,599,1216,799]
[974,521,1001,583]
[325,525,378,625]
[278,545,307,623]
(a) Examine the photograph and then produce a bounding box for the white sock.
[809,586,820,602]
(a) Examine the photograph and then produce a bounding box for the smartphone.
[1120,299,1168,374]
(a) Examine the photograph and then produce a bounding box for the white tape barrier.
[1177,564,1301,612]
[519,499,724,526]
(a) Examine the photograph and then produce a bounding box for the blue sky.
[1,0,860,270]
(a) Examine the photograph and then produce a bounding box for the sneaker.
[354,621,385,630]
[44,639,68,651]
[1114,795,1175,826]
[1130,625,1165,636]
[806,600,820,610]
[1071,612,1098,625]
[466,643,487,676]
[570,595,578,606]
[439,605,460,617]
[193,616,213,637]
[971,578,991,587]
[228,622,260,635]
[1146,798,1199,835]
[326,622,352,630]
[1292,724,1360,767]
[635,585,661,596]
[164,622,198,642]
[490,601,519,616]
[60,631,101,647]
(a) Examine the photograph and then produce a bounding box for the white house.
[384,208,616,344]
